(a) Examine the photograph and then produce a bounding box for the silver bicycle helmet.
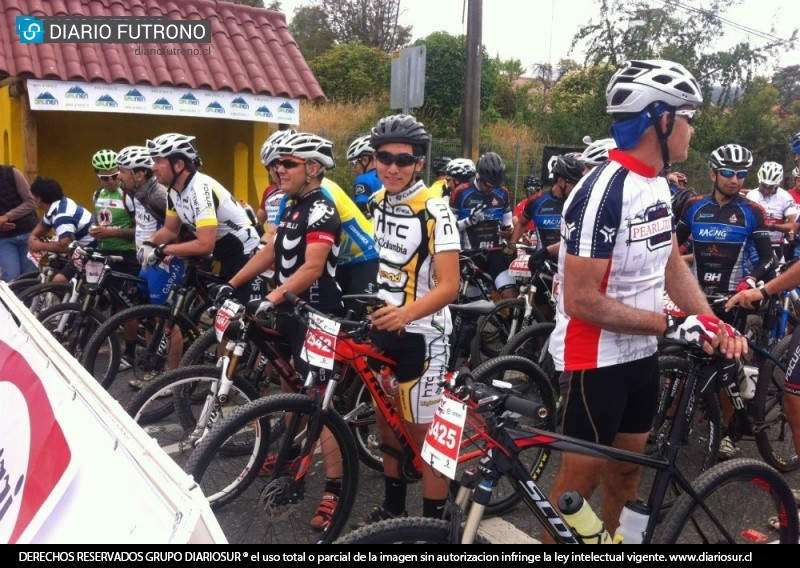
[606,59,703,115]
[708,144,753,170]
[260,129,297,167]
[346,135,374,162]
[580,138,617,166]
[116,146,153,170]
[445,158,476,183]
[275,132,336,169]
[757,161,784,185]
[146,133,199,160]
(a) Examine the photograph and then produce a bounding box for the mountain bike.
[335,342,799,545]
[181,291,556,544]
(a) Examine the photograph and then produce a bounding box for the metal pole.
[462,0,482,162]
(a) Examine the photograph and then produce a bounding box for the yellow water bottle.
[558,490,613,544]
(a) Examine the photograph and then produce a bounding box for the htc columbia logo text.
[16,16,211,44]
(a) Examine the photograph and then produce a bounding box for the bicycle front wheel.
[466,354,557,517]
[754,334,799,472]
[653,458,799,544]
[37,303,106,359]
[125,365,260,469]
[185,393,359,544]
[334,517,491,544]
[470,297,534,365]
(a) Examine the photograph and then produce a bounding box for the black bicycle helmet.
[432,156,452,175]
[708,144,753,170]
[551,154,586,184]
[524,175,542,197]
[476,152,506,187]
[370,114,430,157]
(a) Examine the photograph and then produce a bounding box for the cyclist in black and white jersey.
[139,132,260,303]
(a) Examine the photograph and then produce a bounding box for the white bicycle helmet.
[146,133,199,160]
[346,135,374,162]
[91,149,117,170]
[758,161,784,186]
[445,158,476,182]
[275,132,336,169]
[606,59,703,115]
[260,129,296,167]
[793,167,800,179]
[116,146,153,170]
[580,138,616,166]
[709,144,753,170]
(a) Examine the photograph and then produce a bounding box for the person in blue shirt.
[347,135,382,219]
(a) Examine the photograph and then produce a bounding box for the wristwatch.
[759,286,770,300]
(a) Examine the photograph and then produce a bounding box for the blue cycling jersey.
[353,169,383,206]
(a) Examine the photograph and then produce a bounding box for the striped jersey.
[42,197,95,247]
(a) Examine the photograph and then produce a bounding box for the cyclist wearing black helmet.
[356,113,460,527]
[429,155,452,198]
[451,151,517,299]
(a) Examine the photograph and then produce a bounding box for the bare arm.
[229,237,276,291]
[267,242,331,306]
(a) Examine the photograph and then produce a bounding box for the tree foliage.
[572,0,798,105]
[772,65,800,108]
[289,6,337,60]
[410,32,499,136]
[296,0,413,52]
[309,42,390,102]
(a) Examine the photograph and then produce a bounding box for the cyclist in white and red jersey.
[745,161,797,262]
[544,59,745,540]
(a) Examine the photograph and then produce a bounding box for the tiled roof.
[0,0,325,101]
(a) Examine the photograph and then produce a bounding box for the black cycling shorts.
[560,354,659,446]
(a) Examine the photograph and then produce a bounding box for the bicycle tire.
[125,365,260,469]
[180,327,266,387]
[185,393,359,544]
[339,379,384,472]
[653,458,799,544]
[498,321,557,389]
[333,517,491,544]
[80,304,199,389]
[36,302,107,358]
[467,354,557,517]
[647,356,722,477]
[18,281,73,315]
[470,297,539,365]
[754,334,799,472]
[8,274,42,298]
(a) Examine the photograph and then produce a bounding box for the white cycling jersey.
[745,187,797,248]
[166,171,258,254]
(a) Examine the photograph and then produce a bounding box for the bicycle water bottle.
[738,364,758,400]
[379,366,399,400]
[558,490,613,544]
[614,499,649,544]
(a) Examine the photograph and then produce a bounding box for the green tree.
[572,0,797,104]
[309,42,390,102]
[289,5,337,60]
[772,65,800,108]
[410,32,499,136]
[298,0,412,52]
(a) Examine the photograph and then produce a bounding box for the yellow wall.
[0,86,25,170]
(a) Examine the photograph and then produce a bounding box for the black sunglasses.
[375,151,418,168]
[275,158,305,170]
[97,173,119,181]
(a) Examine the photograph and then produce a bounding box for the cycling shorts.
[371,329,449,424]
[560,354,659,445]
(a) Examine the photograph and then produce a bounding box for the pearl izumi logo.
[16,15,211,44]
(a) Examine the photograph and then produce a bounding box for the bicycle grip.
[283,290,301,304]
[504,395,549,423]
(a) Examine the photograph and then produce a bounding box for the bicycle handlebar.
[452,373,550,424]
[283,290,365,330]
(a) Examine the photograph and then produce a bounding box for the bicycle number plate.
[301,313,340,370]
[422,396,467,479]
[214,300,240,342]
[85,260,104,283]
[508,253,531,278]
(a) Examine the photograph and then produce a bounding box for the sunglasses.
[97,173,119,181]
[674,108,696,126]
[275,158,305,170]
[717,168,748,180]
[375,151,418,168]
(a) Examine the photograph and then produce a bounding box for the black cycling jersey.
[274,187,343,315]
[521,189,567,249]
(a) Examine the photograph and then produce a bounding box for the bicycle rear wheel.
[754,334,799,472]
[184,393,359,544]
[125,365,260,469]
[653,458,799,544]
[334,517,490,544]
[466,354,557,517]
[470,297,535,365]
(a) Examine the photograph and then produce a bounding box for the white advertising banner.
[0,284,226,544]
[27,78,299,125]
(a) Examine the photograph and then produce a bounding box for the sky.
[275,0,800,76]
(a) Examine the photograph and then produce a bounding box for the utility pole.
[461,0,482,162]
